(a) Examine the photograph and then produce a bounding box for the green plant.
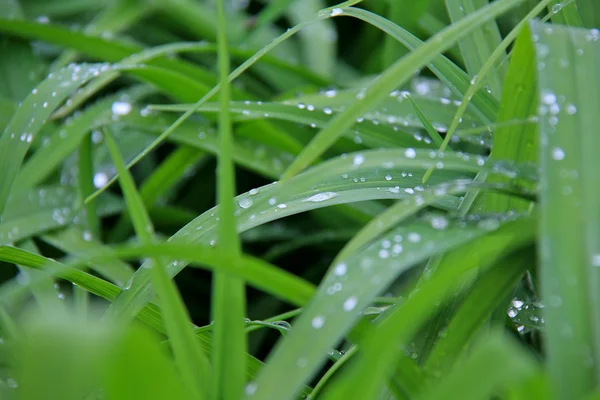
[0,0,599,399]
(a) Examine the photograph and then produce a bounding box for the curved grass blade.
[281,0,524,180]
[0,63,110,221]
[104,148,535,322]
[16,86,154,190]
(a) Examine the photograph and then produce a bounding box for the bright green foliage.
[0,0,598,400]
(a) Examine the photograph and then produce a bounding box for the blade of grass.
[104,129,210,400]
[212,0,247,398]
[281,0,523,180]
[531,20,600,397]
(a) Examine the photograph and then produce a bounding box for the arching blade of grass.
[250,216,535,400]
[425,247,534,374]
[104,129,210,399]
[445,0,506,96]
[318,218,535,400]
[104,148,536,321]
[281,0,523,180]
[151,101,432,150]
[531,20,600,398]
[0,63,109,221]
[212,0,247,398]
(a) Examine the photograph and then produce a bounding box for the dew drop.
[343,296,358,311]
[333,263,347,276]
[303,192,338,202]
[112,101,132,116]
[552,147,565,161]
[238,198,253,209]
[312,315,326,329]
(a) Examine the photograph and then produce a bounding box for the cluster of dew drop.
[507,298,545,334]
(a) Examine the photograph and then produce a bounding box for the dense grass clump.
[0,0,599,399]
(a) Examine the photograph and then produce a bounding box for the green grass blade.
[212,0,247,398]
[482,23,538,213]
[531,20,600,397]
[104,130,211,399]
[281,0,523,180]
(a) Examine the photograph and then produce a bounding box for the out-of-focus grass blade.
[212,0,246,398]
[104,148,536,322]
[0,186,121,244]
[287,0,335,78]
[0,63,109,221]
[425,248,533,374]
[104,130,210,399]
[0,40,45,102]
[445,0,506,96]
[281,0,523,180]
[575,0,600,28]
[251,217,535,400]
[405,94,445,147]
[531,20,600,398]
[420,331,538,400]
[0,246,269,383]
